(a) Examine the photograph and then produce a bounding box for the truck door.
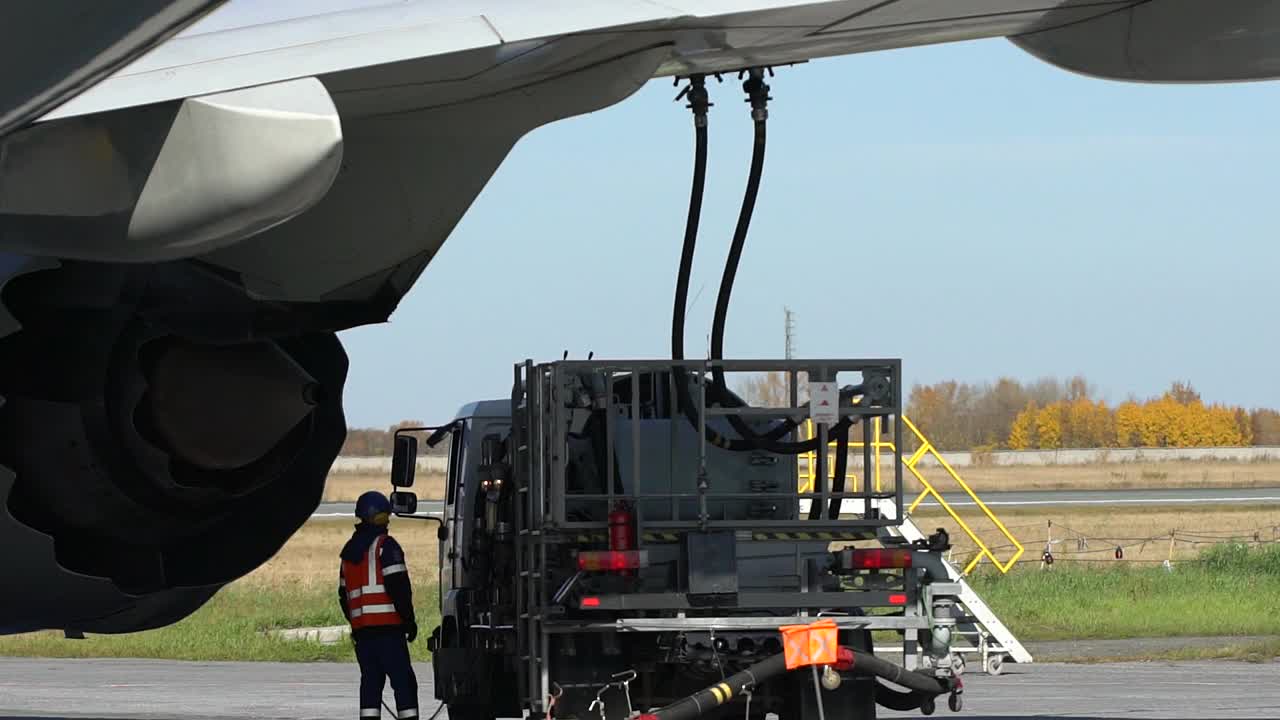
[441,420,467,598]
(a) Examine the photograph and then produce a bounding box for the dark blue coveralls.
[339,523,419,719]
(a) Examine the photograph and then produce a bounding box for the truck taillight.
[577,550,649,572]
[848,549,912,569]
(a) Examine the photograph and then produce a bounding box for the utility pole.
[784,306,796,360]
[784,307,797,402]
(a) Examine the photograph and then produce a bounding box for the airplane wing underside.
[7,0,1280,305]
[0,1,224,137]
[46,0,1150,123]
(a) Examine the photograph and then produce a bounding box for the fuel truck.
[388,357,969,720]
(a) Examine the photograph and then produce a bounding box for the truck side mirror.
[390,490,418,515]
[391,435,418,488]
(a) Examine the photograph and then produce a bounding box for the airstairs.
[798,416,1032,675]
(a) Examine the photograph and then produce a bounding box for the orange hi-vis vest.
[341,534,406,630]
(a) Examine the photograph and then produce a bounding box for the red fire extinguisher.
[609,502,636,576]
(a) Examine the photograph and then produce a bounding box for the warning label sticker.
[809,381,838,425]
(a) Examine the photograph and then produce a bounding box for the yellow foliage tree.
[1064,398,1114,448]
[1035,403,1064,449]
[1115,401,1142,446]
[1007,402,1038,450]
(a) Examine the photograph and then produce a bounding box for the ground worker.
[339,491,419,720]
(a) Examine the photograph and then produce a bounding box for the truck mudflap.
[636,646,959,720]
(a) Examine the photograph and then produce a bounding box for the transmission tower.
[784,306,796,360]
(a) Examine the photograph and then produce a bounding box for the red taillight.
[888,593,908,605]
[580,596,601,608]
[576,550,649,572]
[849,549,913,570]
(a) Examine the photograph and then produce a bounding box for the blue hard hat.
[355,491,392,524]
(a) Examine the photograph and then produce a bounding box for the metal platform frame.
[509,358,912,716]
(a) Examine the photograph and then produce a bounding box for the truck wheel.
[985,653,1005,676]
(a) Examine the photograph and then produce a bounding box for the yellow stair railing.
[798,415,1025,575]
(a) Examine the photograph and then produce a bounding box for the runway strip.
[0,657,1276,719]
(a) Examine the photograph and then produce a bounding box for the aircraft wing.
[4,0,1280,637]
[0,1,225,136]
[42,0,1156,123]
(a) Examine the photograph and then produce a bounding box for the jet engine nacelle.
[1013,0,1280,83]
[0,258,347,634]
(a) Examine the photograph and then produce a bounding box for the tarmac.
[1,657,1277,719]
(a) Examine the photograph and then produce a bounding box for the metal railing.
[798,415,1025,574]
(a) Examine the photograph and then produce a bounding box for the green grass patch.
[0,583,441,662]
[3,545,1276,662]
[968,544,1280,642]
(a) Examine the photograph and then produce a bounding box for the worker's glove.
[405,622,418,643]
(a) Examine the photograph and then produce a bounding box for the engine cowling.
[1012,0,1280,83]
[0,258,348,634]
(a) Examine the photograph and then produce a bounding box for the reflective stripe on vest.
[342,535,404,630]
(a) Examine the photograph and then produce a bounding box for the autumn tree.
[1113,400,1139,446]
[1007,402,1038,450]
[737,371,795,407]
[1034,404,1064,449]
[1252,409,1280,446]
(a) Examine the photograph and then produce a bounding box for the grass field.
[2,510,1275,662]
[949,460,1280,492]
[324,473,446,502]
[966,544,1280,641]
[0,519,442,662]
[912,503,1280,568]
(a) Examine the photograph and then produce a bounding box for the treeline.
[341,420,452,456]
[345,378,1280,455]
[907,377,1280,451]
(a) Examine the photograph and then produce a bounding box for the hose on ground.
[873,683,934,711]
[638,648,946,720]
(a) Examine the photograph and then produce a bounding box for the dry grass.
[946,461,1280,492]
[326,460,1280,503]
[911,503,1280,568]
[322,472,446,503]
[247,517,441,588]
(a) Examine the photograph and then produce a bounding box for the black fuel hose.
[669,76,790,453]
[851,651,947,696]
[822,427,850,520]
[639,651,788,720]
[668,76,748,451]
[670,71,854,455]
[638,649,945,720]
[874,684,935,712]
[704,71,855,455]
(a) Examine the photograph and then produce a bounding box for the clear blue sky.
[338,37,1280,428]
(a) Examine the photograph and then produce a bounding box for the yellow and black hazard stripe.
[707,681,734,705]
